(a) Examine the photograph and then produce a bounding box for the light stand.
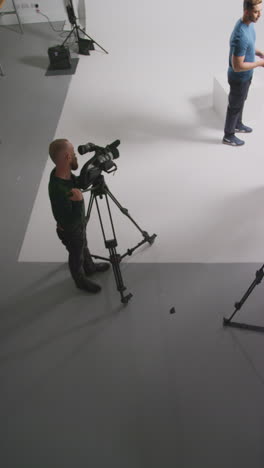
[63,0,108,55]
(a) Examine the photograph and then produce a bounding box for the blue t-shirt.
[228,19,256,82]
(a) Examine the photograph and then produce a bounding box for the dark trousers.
[57,225,94,283]
[224,78,251,137]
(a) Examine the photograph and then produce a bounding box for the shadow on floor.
[20,56,49,70]
[77,92,223,146]
[190,93,223,131]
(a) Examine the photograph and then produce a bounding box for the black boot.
[74,274,101,293]
[84,262,110,276]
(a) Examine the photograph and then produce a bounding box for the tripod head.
[84,175,110,197]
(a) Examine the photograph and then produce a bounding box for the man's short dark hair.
[244,0,262,10]
[49,139,68,163]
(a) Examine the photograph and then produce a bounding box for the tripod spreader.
[121,232,157,260]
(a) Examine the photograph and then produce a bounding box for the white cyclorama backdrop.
[19,0,264,263]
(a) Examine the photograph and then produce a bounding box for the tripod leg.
[76,27,109,54]
[85,192,95,225]
[107,240,132,304]
[85,189,132,303]
[62,27,78,47]
[0,63,5,76]
[105,187,157,242]
[103,186,157,259]
[223,264,264,329]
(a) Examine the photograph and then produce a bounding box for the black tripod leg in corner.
[223,264,264,332]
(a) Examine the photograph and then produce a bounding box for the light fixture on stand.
[63,0,108,55]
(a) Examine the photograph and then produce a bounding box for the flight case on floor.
[48,45,71,70]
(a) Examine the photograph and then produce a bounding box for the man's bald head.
[49,139,78,173]
[49,139,70,164]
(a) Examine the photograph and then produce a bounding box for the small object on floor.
[170,307,176,314]
[235,124,253,133]
[85,262,110,276]
[222,135,245,146]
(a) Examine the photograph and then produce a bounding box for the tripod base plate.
[223,318,264,333]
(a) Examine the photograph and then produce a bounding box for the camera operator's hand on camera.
[68,188,83,201]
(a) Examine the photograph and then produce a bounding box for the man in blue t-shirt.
[223,0,264,146]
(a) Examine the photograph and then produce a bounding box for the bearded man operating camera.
[48,139,109,293]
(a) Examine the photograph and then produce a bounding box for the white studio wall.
[84,0,264,54]
[0,0,85,25]
[0,0,65,24]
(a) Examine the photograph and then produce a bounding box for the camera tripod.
[62,0,108,55]
[223,263,264,333]
[83,175,157,304]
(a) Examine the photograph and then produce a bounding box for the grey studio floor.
[1,22,264,468]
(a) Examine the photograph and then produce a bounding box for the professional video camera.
[78,140,120,190]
